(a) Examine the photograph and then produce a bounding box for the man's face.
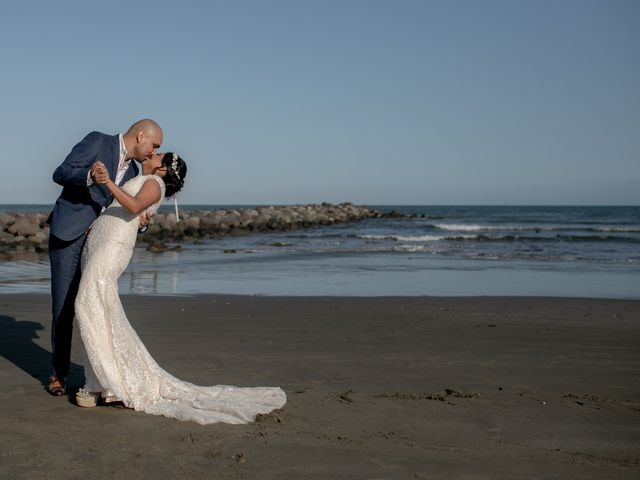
[134,129,163,161]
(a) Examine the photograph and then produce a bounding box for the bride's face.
[143,153,167,177]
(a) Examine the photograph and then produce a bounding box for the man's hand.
[138,212,152,232]
[89,162,100,183]
[91,161,110,184]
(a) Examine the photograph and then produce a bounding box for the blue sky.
[0,0,638,205]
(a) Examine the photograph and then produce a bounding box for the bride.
[74,153,286,425]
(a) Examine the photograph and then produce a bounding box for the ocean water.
[1,205,638,298]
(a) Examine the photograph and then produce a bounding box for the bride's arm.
[95,163,161,215]
[105,179,161,215]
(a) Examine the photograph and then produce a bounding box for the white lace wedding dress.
[74,175,286,425]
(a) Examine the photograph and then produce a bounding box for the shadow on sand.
[0,314,83,399]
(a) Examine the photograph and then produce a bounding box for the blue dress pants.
[49,232,87,380]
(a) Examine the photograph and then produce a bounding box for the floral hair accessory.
[171,153,181,180]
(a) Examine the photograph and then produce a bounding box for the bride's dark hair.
[161,152,187,198]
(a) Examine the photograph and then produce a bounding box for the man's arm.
[52,131,104,187]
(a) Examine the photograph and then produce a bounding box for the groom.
[46,119,163,396]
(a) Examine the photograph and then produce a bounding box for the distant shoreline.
[1,204,639,211]
[2,205,637,298]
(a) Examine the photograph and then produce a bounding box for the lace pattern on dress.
[75,175,286,424]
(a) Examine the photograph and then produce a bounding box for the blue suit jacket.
[47,131,139,241]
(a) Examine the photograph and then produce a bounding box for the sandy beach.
[1,293,639,479]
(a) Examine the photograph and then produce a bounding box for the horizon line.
[1,203,638,208]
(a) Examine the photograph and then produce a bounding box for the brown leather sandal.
[46,375,65,396]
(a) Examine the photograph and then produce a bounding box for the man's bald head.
[126,119,162,137]
[123,119,163,161]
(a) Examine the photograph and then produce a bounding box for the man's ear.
[136,131,145,143]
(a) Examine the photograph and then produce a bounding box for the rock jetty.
[0,203,406,256]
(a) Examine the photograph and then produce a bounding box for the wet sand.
[1,294,639,479]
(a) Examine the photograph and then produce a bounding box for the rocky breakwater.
[0,203,398,256]
[0,212,50,257]
[143,203,385,252]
